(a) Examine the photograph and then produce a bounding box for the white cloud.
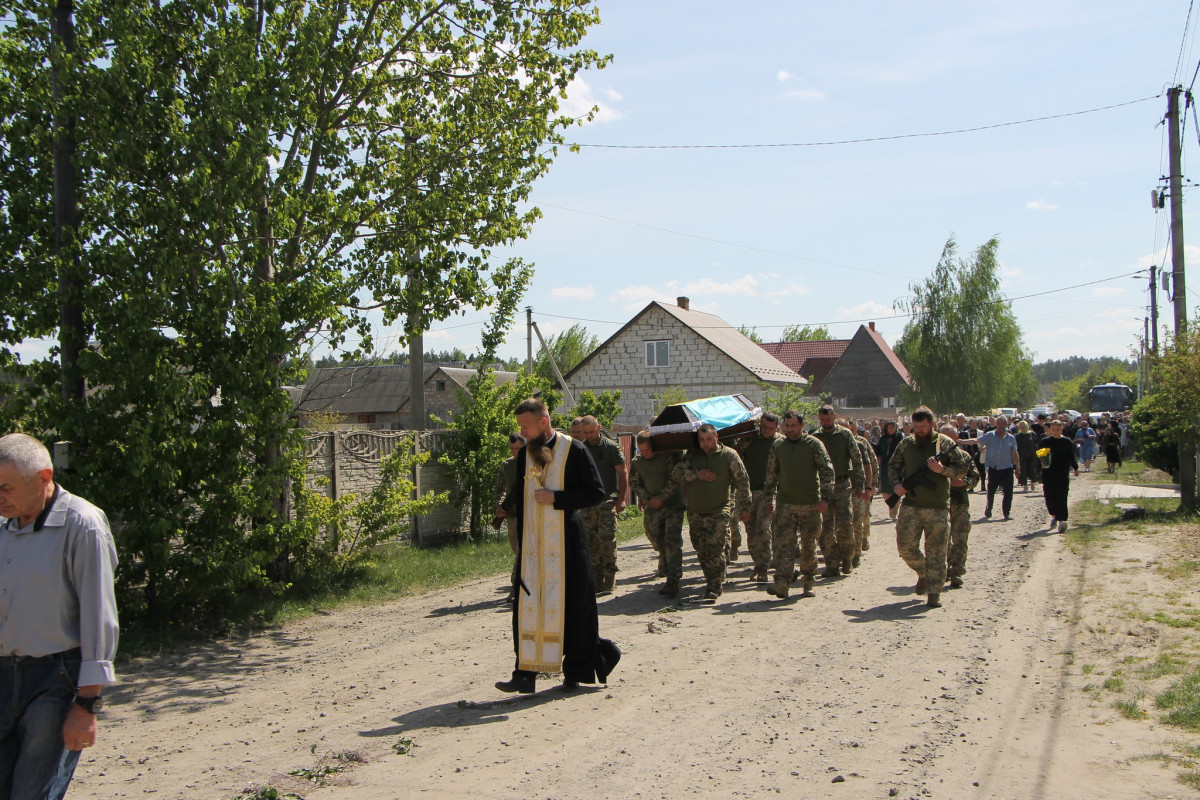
[550,284,596,300]
[785,89,826,101]
[559,76,623,123]
[777,70,794,81]
[611,283,680,312]
[837,300,893,319]
[999,263,1023,280]
[1093,286,1125,298]
[682,276,765,297]
[1027,200,1059,211]
[1136,244,1200,270]
[1051,180,1065,187]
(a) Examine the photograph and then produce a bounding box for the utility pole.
[1150,263,1160,356]
[526,306,533,375]
[1167,85,1196,510]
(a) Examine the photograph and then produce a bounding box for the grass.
[1088,458,1171,485]
[122,515,649,658]
[1115,691,1148,719]
[1070,497,1196,536]
[1156,671,1200,730]
[230,788,304,800]
[1142,653,1189,678]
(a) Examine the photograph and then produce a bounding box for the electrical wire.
[1177,0,1197,85]
[567,96,1162,150]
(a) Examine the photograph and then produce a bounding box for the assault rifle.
[885,449,952,510]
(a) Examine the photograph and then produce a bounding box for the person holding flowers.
[1038,419,1079,533]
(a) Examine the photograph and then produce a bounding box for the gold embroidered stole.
[517,434,570,673]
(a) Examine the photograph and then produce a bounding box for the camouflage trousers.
[947,500,972,579]
[687,510,730,594]
[726,512,742,560]
[772,502,823,586]
[743,491,774,572]
[580,499,618,584]
[820,480,856,570]
[895,504,950,589]
[507,516,520,585]
[644,505,685,583]
[852,494,871,560]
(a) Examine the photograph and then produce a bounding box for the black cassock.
[507,433,621,684]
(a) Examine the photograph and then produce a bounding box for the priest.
[495,397,622,693]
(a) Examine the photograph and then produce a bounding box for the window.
[646,340,669,367]
[358,414,376,424]
[436,380,447,391]
[882,396,897,408]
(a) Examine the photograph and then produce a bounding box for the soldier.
[628,431,686,597]
[762,411,833,598]
[888,407,971,608]
[577,415,628,594]
[940,425,979,589]
[672,423,752,603]
[845,422,879,565]
[494,433,526,603]
[812,405,866,577]
[734,412,784,582]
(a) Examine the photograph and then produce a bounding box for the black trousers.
[1043,471,1071,520]
[986,467,1015,517]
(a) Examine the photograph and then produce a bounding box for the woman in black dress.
[1103,422,1123,472]
[1015,419,1039,491]
[1039,418,1079,532]
[874,420,905,519]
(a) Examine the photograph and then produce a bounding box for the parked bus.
[1088,383,1134,414]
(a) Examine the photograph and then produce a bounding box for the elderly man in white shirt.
[0,433,118,799]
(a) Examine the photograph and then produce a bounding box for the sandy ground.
[72,472,1198,800]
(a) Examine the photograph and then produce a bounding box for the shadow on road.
[843,599,929,622]
[360,686,597,738]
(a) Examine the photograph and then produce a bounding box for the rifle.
[885,449,951,509]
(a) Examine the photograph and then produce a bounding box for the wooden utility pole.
[526,306,533,375]
[1167,86,1196,510]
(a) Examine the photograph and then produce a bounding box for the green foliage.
[757,381,823,420]
[780,324,832,342]
[649,385,691,419]
[737,325,763,343]
[1132,391,1181,478]
[436,370,558,538]
[894,236,1034,413]
[0,1,604,626]
[568,389,623,429]
[1051,362,1137,412]
[1156,670,1200,729]
[1034,356,1136,386]
[533,323,599,383]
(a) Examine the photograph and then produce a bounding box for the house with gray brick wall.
[561,297,807,428]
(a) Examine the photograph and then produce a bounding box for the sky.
[404,0,1200,368]
[11,2,1200,370]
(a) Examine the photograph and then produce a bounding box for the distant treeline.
[1032,356,1135,386]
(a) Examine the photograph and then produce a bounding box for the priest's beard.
[528,430,552,469]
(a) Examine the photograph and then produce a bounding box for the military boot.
[800,576,815,597]
[914,576,927,595]
[926,592,942,608]
[766,581,789,598]
[657,580,679,597]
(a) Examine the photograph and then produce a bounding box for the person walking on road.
[1038,419,1079,533]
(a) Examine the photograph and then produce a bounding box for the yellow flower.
[1036,447,1051,458]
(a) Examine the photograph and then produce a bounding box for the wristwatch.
[73,695,105,714]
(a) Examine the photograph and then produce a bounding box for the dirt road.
[75,474,1194,799]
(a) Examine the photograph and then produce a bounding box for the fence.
[302,429,468,545]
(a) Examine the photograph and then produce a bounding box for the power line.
[1177,0,1197,85]
[567,96,1162,150]
[530,270,1143,332]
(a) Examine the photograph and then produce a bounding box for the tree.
[893,236,1034,414]
[1051,362,1137,412]
[757,381,823,421]
[533,323,599,383]
[0,1,605,624]
[1134,324,1200,508]
[737,325,763,344]
[780,324,832,342]
[650,385,691,418]
[567,389,623,430]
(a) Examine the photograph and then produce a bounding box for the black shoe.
[557,679,580,693]
[495,672,535,694]
[821,567,841,578]
[948,576,963,589]
[983,510,992,519]
[926,593,942,608]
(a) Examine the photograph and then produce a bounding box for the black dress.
[508,434,621,684]
[1038,434,1078,521]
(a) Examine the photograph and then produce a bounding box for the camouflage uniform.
[888,433,971,595]
[495,456,520,587]
[629,450,686,585]
[673,443,752,596]
[812,424,865,574]
[581,434,627,588]
[947,445,980,583]
[734,431,784,575]
[852,433,879,562]
[762,432,834,595]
